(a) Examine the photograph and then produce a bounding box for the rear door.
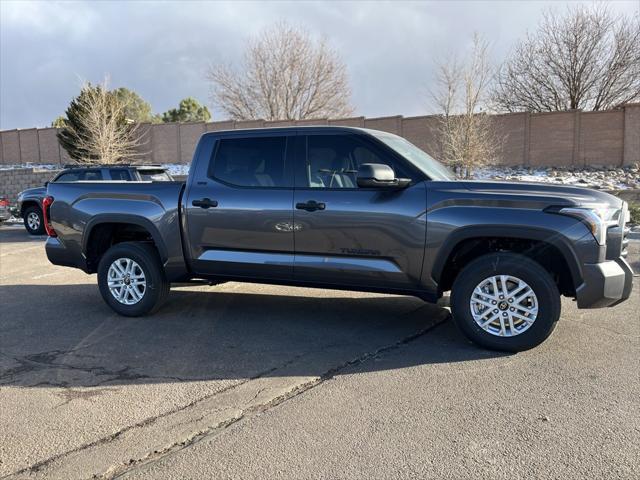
[185,132,295,280]
[292,132,427,289]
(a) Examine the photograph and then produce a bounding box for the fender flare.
[431,225,583,289]
[83,214,169,263]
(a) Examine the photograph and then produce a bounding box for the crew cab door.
[184,132,295,280]
[292,132,427,289]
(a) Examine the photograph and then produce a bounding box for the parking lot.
[1,223,638,479]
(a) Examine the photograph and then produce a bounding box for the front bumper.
[576,257,634,308]
[0,207,11,221]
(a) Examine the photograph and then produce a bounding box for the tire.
[23,206,45,235]
[450,253,560,352]
[97,242,170,317]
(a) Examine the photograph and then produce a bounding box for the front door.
[293,132,427,290]
[185,133,295,280]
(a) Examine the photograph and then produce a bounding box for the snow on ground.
[463,165,640,190]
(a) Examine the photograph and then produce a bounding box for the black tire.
[450,253,560,352]
[23,206,45,235]
[97,242,170,317]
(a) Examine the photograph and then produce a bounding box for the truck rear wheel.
[450,253,560,352]
[97,242,170,317]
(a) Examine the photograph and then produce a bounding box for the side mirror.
[356,163,411,189]
[44,181,49,187]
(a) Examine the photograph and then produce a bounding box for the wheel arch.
[20,200,41,217]
[83,215,169,273]
[432,226,583,296]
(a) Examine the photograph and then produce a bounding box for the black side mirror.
[356,163,410,189]
[44,181,49,187]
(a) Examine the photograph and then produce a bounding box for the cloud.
[1,0,638,129]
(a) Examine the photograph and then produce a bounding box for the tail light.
[0,196,9,207]
[42,196,57,237]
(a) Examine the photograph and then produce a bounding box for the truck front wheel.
[450,253,561,352]
[23,206,45,235]
[97,242,170,316]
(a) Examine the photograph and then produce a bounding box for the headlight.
[557,206,621,245]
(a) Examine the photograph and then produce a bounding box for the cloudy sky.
[1,0,638,130]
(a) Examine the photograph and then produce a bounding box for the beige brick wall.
[0,168,60,204]
[1,105,638,168]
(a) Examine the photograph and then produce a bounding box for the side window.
[110,169,132,181]
[82,170,103,181]
[209,136,288,188]
[54,172,82,182]
[305,134,405,189]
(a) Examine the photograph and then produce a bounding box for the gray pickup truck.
[44,126,633,351]
[17,165,172,235]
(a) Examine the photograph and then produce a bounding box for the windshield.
[137,169,172,181]
[371,131,454,181]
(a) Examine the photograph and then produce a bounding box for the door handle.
[296,200,326,212]
[192,198,218,209]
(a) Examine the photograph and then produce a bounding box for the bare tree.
[431,34,501,176]
[58,80,145,164]
[208,22,354,121]
[494,4,640,112]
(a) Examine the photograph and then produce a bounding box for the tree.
[51,116,67,128]
[57,82,143,164]
[207,22,354,120]
[494,4,640,112]
[112,87,157,123]
[431,34,501,176]
[161,97,211,123]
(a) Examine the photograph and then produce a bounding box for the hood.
[461,180,622,208]
[18,186,47,198]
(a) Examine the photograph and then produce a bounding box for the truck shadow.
[0,283,508,389]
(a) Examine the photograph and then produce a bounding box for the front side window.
[304,134,408,189]
[210,136,287,188]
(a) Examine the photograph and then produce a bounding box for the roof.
[61,164,166,169]
[201,125,387,137]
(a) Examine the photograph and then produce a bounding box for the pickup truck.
[44,126,634,352]
[17,165,173,234]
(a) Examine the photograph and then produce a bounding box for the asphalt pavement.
[0,224,638,479]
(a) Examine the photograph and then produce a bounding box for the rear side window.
[110,169,132,181]
[209,136,288,188]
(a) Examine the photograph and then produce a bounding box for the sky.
[1,0,638,130]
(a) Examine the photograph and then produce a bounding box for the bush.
[628,203,640,225]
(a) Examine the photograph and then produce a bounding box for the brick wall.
[1,104,638,168]
[0,168,60,203]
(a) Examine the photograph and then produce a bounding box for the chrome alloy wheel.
[470,275,538,337]
[107,258,146,305]
[27,212,40,231]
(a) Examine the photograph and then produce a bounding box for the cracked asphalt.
[1,224,638,479]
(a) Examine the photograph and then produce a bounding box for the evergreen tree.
[161,97,211,123]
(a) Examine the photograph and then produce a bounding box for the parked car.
[0,195,11,222]
[43,127,633,351]
[17,165,173,235]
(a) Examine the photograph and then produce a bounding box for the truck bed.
[46,181,187,279]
